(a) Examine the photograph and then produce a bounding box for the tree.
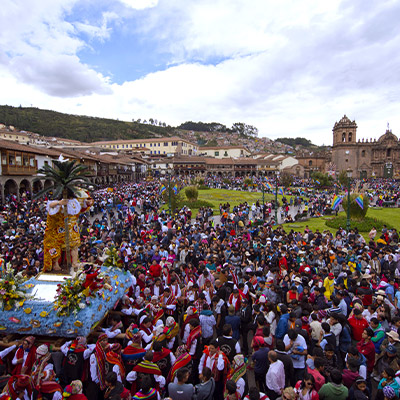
[185,186,198,202]
[342,193,369,220]
[231,122,258,137]
[338,170,349,187]
[34,159,92,271]
[311,171,333,187]
[280,172,293,188]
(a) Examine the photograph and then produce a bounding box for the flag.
[355,194,364,209]
[160,185,166,194]
[173,185,179,194]
[332,195,342,210]
[315,180,320,185]
[263,182,273,190]
[279,187,284,195]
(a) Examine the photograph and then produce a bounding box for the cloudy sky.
[0,0,399,145]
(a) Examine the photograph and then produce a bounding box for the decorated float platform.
[0,266,131,340]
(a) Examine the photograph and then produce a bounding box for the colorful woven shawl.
[132,360,161,375]
[94,341,107,390]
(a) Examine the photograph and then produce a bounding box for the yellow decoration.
[106,296,111,302]
[31,320,41,328]
[114,289,118,294]
[40,311,49,318]
[74,321,83,327]
[98,304,103,311]
[53,321,63,327]
[24,308,32,314]
[0,326,6,330]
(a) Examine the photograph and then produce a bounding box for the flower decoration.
[102,246,125,271]
[53,267,106,317]
[0,264,32,311]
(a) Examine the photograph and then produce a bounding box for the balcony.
[2,162,38,175]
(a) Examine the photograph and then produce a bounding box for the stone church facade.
[331,115,399,179]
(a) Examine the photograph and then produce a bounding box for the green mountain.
[0,105,174,142]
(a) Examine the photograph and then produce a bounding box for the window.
[361,150,366,157]
[23,156,29,166]
[309,160,313,166]
[1,154,6,165]
[9,154,15,165]
[150,143,152,147]
[16,154,22,166]
[158,143,160,147]
[348,133,352,142]
[44,160,49,166]
[387,149,391,157]
[215,151,219,156]
[342,133,346,142]
[224,151,228,156]
[164,142,168,146]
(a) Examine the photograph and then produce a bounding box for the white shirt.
[102,326,121,339]
[266,360,285,394]
[283,333,307,369]
[60,341,95,360]
[199,353,225,374]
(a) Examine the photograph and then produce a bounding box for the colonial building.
[331,115,400,178]
[199,146,250,158]
[91,137,198,156]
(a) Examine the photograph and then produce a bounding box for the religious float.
[0,248,130,338]
[0,159,130,341]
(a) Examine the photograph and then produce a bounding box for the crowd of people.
[0,178,399,400]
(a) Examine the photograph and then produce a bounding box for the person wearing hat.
[374,345,400,382]
[62,380,87,400]
[225,354,247,399]
[11,336,36,375]
[31,344,63,399]
[323,273,335,300]
[60,336,95,385]
[381,331,400,358]
[1,374,33,400]
[88,333,109,398]
[251,336,269,392]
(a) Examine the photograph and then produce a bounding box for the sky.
[0,0,400,145]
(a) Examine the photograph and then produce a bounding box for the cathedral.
[330,115,400,179]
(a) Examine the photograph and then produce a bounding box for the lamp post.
[165,163,172,215]
[262,178,265,220]
[346,168,352,233]
[275,171,279,224]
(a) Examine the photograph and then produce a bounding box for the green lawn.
[161,188,298,215]
[188,189,296,214]
[282,207,400,239]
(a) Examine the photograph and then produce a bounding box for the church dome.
[377,129,398,143]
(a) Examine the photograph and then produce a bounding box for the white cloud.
[119,0,159,10]
[0,0,400,145]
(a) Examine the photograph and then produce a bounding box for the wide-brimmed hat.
[387,331,400,342]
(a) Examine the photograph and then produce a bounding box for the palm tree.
[34,158,92,271]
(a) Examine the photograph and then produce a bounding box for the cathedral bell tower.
[332,115,357,147]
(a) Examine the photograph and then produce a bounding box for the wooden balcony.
[2,163,38,175]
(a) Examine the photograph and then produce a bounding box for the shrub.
[185,186,199,202]
[325,216,392,232]
[341,193,369,220]
[244,178,252,185]
[179,199,214,209]
[198,185,210,190]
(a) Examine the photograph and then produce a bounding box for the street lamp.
[261,177,265,220]
[275,171,279,224]
[346,168,352,233]
[166,163,172,215]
